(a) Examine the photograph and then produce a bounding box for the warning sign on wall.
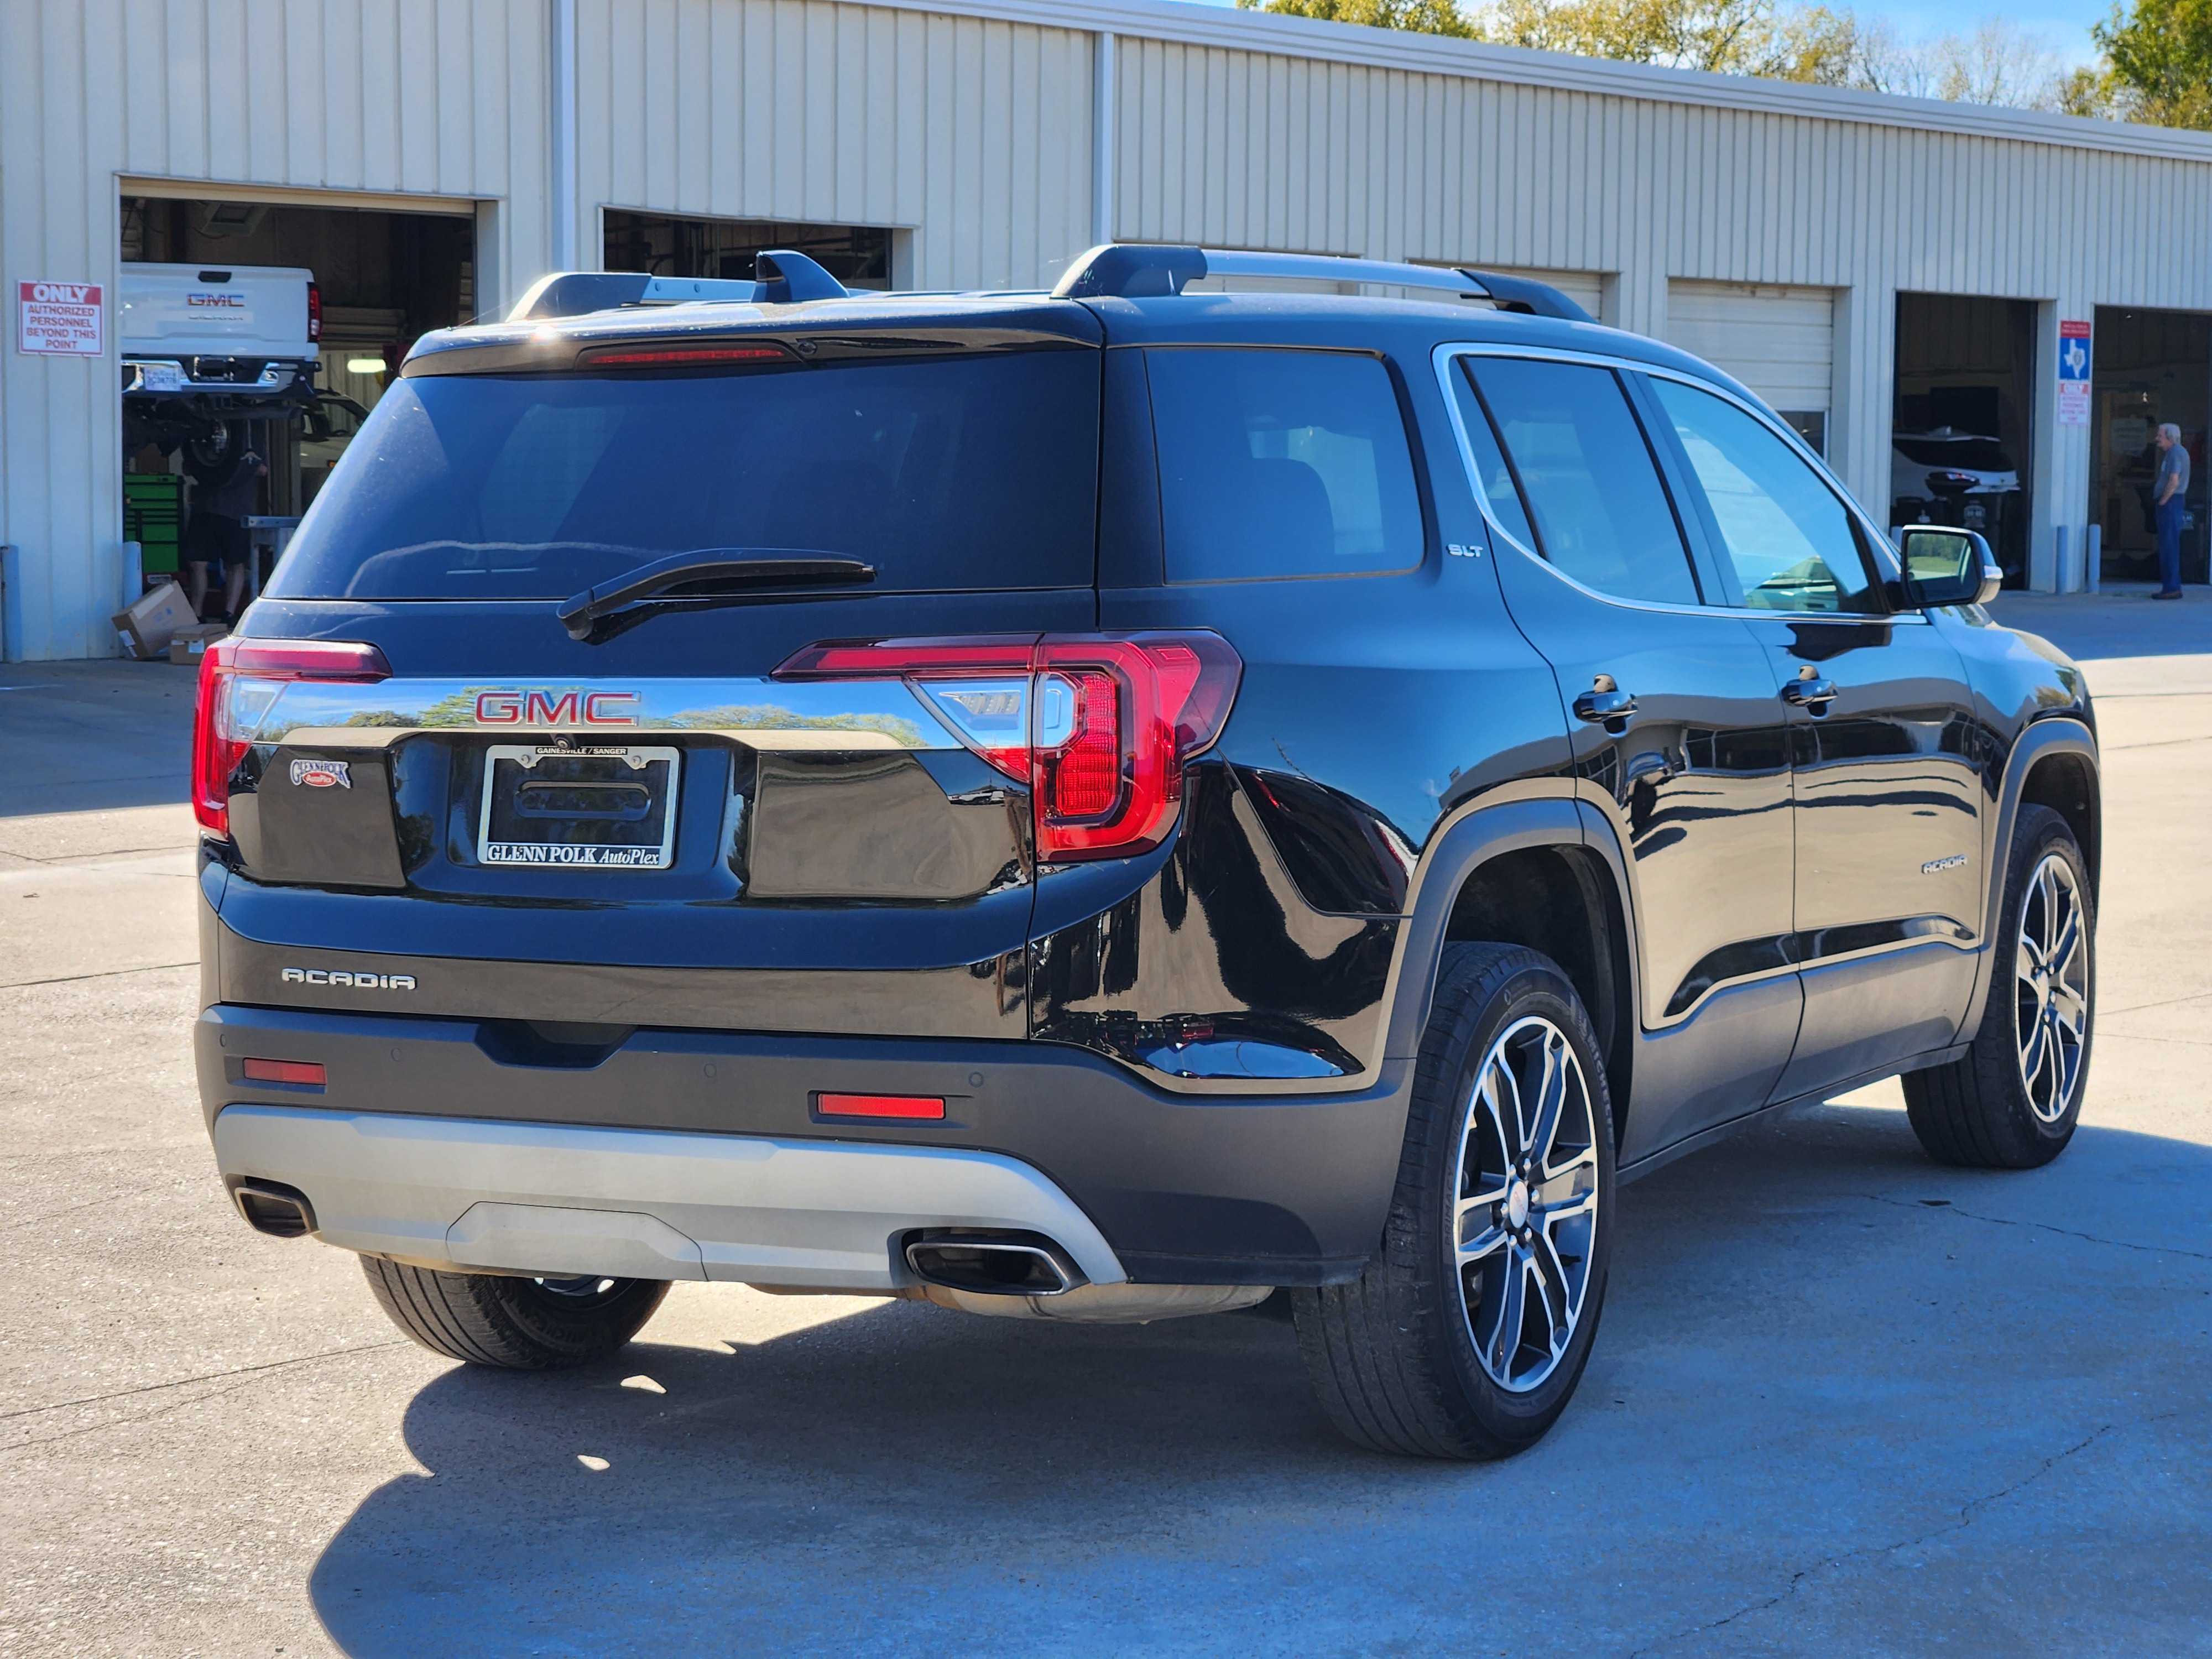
[17,281,105,356]
[2057,319,2091,427]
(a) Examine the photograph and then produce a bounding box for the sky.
[1877,0,2109,64]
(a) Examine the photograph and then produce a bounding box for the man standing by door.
[2153,422,2189,601]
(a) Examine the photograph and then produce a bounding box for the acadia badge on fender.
[289,759,352,790]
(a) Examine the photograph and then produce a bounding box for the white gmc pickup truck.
[121,262,324,458]
[119,262,320,401]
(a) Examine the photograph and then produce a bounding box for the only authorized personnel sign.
[17,281,105,356]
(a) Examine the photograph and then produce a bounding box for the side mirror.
[1890,528,2002,609]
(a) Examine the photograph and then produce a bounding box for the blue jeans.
[2157,497,2184,592]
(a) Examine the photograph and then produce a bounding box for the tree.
[1481,0,1774,73]
[2094,0,2212,126]
[1235,0,1477,38]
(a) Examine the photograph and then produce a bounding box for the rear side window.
[1464,357,1700,607]
[266,348,1100,600]
[1146,348,1425,582]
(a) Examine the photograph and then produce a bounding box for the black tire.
[360,1255,670,1369]
[1293,943,1616,1459]
[1904,805,2094,1169]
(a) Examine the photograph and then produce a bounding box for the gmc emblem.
[473,690,640,726]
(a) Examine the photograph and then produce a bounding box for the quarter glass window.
[1147,348,1426,581]
[1649,378,1879,613]
[1466,357,1700,606]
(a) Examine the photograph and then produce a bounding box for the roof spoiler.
[1050,244,1596,324]
[508,249,851,321]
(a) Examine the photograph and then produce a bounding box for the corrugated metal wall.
[580,0,1093,290]
[7,0,2212,657]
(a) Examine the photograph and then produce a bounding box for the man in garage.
[2153,421,2188,600]
[183,442,265,622]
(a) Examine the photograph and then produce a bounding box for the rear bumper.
[212,1104,1126,1289]
[196,1006,1410,1285]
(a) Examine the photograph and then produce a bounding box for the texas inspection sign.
[17,281,105,356]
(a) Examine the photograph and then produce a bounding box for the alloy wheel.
[1451,1016,1601,1392]
[2015,851,2089,1123]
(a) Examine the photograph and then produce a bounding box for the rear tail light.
[775,632,1241,861]
[306,281,322,343]
[193,638,392,838]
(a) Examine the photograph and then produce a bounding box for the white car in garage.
[1891,427,2020,515]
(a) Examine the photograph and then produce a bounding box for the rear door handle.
[1573,677,1638,733]
[1782,675,1839,709]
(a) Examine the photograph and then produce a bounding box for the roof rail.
[508,249,851,321]
[1050,244,1596,323]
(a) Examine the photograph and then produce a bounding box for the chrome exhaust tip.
[232,1178,316,1239]
[902,1230,1084,1296]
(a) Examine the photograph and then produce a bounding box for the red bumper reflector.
[242,1058,326,1087]
[816,1093,945,1120]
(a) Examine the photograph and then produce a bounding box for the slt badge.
[290,759,351,790]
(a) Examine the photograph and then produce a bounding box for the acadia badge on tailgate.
[289,759,351,790]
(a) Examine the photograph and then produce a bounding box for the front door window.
[1647,377,1880,614]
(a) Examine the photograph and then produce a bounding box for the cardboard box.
[111,580,197,660]
[167,623,228,666]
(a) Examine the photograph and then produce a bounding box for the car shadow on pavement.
[306,1102,2212,1657]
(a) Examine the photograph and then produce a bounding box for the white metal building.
[7,0,2212,660]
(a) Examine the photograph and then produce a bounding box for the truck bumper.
[196,1006,1410,1285]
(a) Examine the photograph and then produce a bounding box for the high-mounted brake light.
[193,638,393,838]
[579,345,792,368]
[774,632,1242,862]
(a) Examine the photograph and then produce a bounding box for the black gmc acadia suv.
[194,246,2099,1459]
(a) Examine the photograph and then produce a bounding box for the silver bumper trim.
[211,1105,1127,1290]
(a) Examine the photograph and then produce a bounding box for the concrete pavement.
[1,599,2207,1657]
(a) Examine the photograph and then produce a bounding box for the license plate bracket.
[476,744,681,869]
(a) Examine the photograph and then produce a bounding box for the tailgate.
[210,607,1085,1039]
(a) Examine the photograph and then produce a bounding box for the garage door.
[1667,280,1835,454]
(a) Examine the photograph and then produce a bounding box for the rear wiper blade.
[559,549,874,642]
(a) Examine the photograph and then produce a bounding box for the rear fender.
[1379,796,1637,1068]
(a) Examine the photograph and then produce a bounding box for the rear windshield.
[266,348,1101,599]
